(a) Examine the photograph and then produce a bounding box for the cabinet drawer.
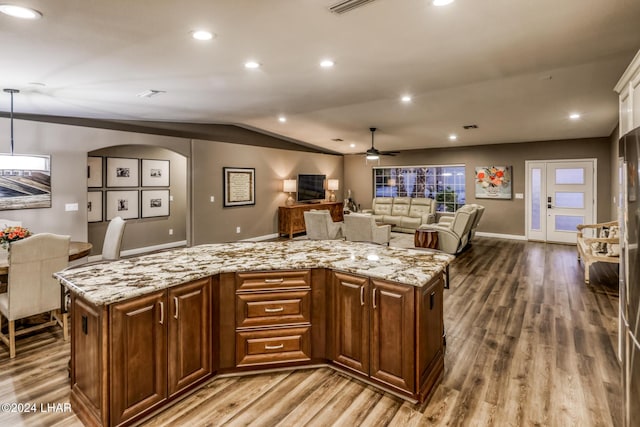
[236,290,310,328]
[236,270,310,292]
[236,327,311,367]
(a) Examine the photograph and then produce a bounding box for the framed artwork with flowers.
[475,166,512,199]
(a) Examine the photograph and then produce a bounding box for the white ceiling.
[1,0,640,154]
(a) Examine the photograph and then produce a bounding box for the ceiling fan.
[363,127,399,160]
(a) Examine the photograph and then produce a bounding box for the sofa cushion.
[408,198,434,217]
[391,197,411,216]
[382,215,403,226]
[372,197,393,216]
[400,216,421,230]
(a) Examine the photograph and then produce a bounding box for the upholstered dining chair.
[102,216,126,260]
[303,210,343,240]
[343,214,391,245]
[0,233,70,358]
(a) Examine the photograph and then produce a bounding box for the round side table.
[414,228,438,249]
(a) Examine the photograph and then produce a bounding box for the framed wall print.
[87,191,103,222]
[87,156,103,188]
[475,165,512,199]
[142,159,170,187]
[141,190,170,218]
[0,153,51,210]
[223,167,255,207]
[106,157,139,187]
[106,190,139,220]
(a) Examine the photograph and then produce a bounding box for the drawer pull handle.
[264,278,284,284]
[360,285,365,306]
[265,343,284,350]
[159,301,164,325]
[373,288,377,309]
[264,306,284,313]
[174,296,179,319]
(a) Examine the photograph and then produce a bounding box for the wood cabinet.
[72,278,212,427]
[278,202,344,238]
[615,49,640,137]
[332,271,442,398]
[235,271,312,367]
[69,268,444,426]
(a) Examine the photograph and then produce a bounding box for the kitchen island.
[55,241,453,427]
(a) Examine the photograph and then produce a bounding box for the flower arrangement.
[476,166,508,188]
[0,226,32,250]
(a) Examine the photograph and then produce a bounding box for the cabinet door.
[370,279,415,392]
[333,272,369,375]
[168,278,212,396]
[110,291,167,426]
[416,276,444,392]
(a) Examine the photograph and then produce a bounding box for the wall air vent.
[463,124,478,129]
[329,0,378,14]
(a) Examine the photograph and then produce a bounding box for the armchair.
[344,214,391,245]
[0,233,70,358]
[303,210,344,240]
[418,205,478,254]
[468,204,485,242]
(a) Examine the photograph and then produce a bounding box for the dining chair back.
[102,216,126,261]
[0,233,70,358]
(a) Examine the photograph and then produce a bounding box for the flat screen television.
[297,174,326,203]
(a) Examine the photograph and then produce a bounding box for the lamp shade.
[327,179,339,191]
[283,179,297,193]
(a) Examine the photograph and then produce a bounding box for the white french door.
[526,160,596,244]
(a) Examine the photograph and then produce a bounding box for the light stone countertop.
[54,240,454,306]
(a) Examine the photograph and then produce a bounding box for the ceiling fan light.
[366,154,379,160]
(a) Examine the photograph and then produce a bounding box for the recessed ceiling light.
[448,134,457,141]
[278,116,287,123]
[350,143,356,148]
[320,59,335,68]
[401,95,412,103]
[0,4,42,19]
[432,0,454,6]
[569,112,581,120]
[244,61,261,69]
[192,30,214,41]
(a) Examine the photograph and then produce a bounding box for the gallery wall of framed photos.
[87,156,171,222]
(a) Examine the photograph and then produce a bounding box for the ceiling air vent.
[463,124,478,129]
[329,0,378,14]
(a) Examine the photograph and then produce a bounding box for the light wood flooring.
[0,237,621,426]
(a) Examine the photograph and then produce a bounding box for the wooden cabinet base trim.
[70,388,104,427]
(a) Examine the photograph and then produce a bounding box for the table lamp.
[283,179,296,206]
[327,179,339,202]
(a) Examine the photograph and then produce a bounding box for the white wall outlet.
[236,226,241,234]
[210,196,215,203]
[65,203,79,211]
[515,193,524,199]
[169,229,174,235]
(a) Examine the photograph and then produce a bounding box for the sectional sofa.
[362,197,437,233]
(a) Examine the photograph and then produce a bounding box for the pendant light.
[3,88,19,155]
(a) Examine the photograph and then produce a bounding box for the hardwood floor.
[0,237,621,426]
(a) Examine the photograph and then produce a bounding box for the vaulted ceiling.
[2,0,640,154]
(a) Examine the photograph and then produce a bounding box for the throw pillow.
[590,227,609,254]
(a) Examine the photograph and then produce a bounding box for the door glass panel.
[531,168,541,230]
[555,168,584,185]
[555,215,584,232]
[555,192,584,209]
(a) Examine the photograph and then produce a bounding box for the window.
[373,165,466,212]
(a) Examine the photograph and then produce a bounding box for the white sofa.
[362,197,436,233]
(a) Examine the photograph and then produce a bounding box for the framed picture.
[87,191,103,222]
[475,166,512,199]
[141,190,170,218]
[106,190,139,220]
[223,167,255,207]
[87,156,103,188]
[106,157,139,187]
[0,153,51,211]
[142,159,170,187]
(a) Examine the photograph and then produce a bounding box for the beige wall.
[345,137,612,237]
[192,139,343,244]
[0,118,190,248]
[87,145,188,256]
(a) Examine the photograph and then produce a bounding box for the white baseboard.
[240,233,279,242]
[475,231,527,241]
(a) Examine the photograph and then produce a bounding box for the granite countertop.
[54,240,454,306]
